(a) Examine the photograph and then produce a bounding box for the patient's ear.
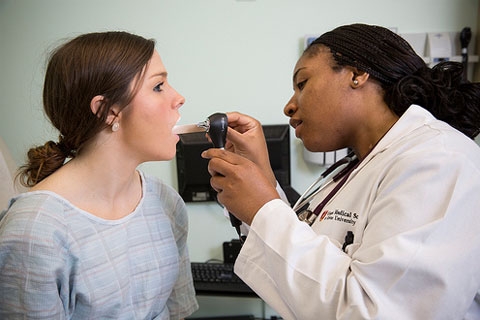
[90,95,105,116]
[90,95,121,125]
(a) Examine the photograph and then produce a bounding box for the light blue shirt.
[0,171,198,319]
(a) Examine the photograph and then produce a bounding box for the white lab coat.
[235,105,480,320]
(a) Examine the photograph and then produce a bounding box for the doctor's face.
[284,47,357,152]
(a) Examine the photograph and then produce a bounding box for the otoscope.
[206,113,245,242]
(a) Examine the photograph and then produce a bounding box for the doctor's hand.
[202,148,280,225]
[224,112,277,187]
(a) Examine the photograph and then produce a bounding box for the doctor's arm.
[233,152,480,319]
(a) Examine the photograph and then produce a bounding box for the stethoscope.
[293,151,360,226]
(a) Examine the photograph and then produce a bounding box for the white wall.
[1,0,478,317]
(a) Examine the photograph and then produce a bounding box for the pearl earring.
[353,79,359,85]
[112,122,120,132]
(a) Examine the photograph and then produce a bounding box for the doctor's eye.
[153,82,164,92]
[296,80,307,90]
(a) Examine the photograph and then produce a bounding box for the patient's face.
[117,50,185,162]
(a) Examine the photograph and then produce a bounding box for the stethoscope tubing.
[292,151,357,213]
[293,176,335,212]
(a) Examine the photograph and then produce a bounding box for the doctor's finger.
[202,148,245,164]
[206,157,227,178]
[226,112,262,133]
[206,154,247,178]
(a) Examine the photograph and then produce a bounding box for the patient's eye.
[154,82,164,92]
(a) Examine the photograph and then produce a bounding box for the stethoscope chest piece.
[297,209,316,226]
[295,151,360,227]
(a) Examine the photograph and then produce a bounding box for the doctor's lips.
[289,118,302,129]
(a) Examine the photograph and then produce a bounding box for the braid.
[309,24,425,86]
[387,61,480,138]
[306,24,480,139]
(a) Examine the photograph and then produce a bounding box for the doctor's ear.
[350,69,369,88]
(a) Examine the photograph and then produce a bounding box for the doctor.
[202,24,480,319]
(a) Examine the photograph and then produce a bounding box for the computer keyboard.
[191,262,257,296]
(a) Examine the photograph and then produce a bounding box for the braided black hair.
[306,23,480,139]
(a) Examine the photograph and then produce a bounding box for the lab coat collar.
[357,104,433,169]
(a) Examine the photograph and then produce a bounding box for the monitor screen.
[175,124,299,205]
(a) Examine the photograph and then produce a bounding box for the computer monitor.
[175,124,299,205]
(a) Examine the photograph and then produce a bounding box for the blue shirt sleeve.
[0,196,69,319]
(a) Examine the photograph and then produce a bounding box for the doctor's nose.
[284,97,297,117]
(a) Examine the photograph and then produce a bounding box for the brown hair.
[306,24,480,139]
[19,31,155,187]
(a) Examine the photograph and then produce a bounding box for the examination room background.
[1,0,478,318]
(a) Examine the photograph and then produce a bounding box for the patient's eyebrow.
[149,71,168,79]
